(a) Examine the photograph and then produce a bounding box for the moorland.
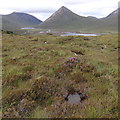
[2,31,118,118]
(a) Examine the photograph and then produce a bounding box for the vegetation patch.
[2,33,118,118]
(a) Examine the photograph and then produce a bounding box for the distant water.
[21,27,35,29]
[61,32,98,36]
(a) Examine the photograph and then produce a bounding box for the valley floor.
[2,32,119,118]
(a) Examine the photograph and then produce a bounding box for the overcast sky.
[0,0,119,21]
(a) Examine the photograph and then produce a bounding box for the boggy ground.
[2,32,118,118]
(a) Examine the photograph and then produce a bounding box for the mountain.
[2,12,42,31]
[40,6,81,26]
[38,6,100,31]
[1,7,118,33]
[38,6,118,33]
[99,8,119,32]
[106,8,119,18]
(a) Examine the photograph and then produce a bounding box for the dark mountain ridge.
[2,12,42,31]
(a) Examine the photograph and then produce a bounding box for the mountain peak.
[52,6,75,16]
[60,6,67,9]
[11,12,23,14]
[42,6,78,23]
[10,12,27,16]
[58,6,70,11]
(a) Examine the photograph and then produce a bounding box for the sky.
[0,0,119,21]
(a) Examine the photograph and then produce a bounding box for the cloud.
[65,0,119,18]
[29,12,52,21]
[0,0,119,20]
[19,8,56,14]
[0,0,63,9]
[63,0,95,5]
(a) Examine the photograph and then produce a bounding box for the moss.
[27,76,53,103]
[3,69,32,87]
[71,48,85,55]
[31,106,49,118]
[3,107,20,118]
[78,62,95,72]
[46,33,53,35]
[3,89,27,109]
[71,72,87,83]
[18,98,36,117]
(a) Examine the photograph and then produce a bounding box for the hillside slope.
[100,8,119,32]
[2,12,42,31]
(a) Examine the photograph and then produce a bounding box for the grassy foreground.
[2,32,118,118]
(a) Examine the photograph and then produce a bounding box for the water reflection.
[61,32,98,36]
[67,93,81,105]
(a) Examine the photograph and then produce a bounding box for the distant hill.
[99,8,119,32]
[38,6,118,33]
[105,8,119,18]
[1,12,42,31]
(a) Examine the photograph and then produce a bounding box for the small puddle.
[67,93,81,105]
[65,92,87,105]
